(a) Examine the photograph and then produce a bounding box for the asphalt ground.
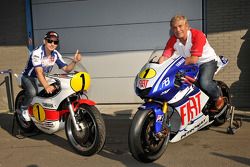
[0,106,250,167]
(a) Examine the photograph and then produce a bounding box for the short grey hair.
[170,15,189,27]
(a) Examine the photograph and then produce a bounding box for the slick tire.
[65,104,106,156]
[15,90,35,133]
[128,109,170,163]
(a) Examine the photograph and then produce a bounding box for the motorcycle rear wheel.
[65,104,106,156]
[128,109,170,163]
[15,90,35,133]
[213,81,232,126]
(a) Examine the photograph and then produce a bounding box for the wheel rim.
[141,111,167,154]
[67,107,97,151]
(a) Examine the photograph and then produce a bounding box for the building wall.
[0,0,28,111]
[0,0,249,110]
[30,0,204,104]
[206,0,250,108]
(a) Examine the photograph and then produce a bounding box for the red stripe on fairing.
[28,106,66,121]
[28,106,33,115]
[44,110,60,120]
[27,99,96,121]
[77,99,96,105]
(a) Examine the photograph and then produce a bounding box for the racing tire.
[15,90,35,133]
[128,109,170,163]
[65,104,106,156]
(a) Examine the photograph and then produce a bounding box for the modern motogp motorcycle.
[14,57,106,156]
[128,50,233,162]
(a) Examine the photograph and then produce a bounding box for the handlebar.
[174,65,198,88]
[184,75,196,83]
[46,70,81,78]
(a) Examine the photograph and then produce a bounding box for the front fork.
[66,97,81,131]
[162,101,168,114]
[141,101,169,135]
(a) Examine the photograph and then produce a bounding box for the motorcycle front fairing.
[136,56,182,134]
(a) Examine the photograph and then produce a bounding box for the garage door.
[27,0,206,103]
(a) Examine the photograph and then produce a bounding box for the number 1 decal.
[139,68,156,79]
[33,103,46,122]
[80,73,85,91]
[70,72,91,92]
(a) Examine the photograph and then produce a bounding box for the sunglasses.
[47,39,59,45]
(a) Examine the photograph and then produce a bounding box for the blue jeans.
[198,60,220,101]
[21,75,38,109]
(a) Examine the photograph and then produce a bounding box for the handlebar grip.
[184,75,196,83]
[182,77,192,85]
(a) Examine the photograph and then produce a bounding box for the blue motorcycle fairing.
[169,86,200,108]
[147,57,184,99]
[147,57,199,102]
[179,64,199,79]
[139,102,165,133]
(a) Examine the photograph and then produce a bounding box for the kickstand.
[11,111,17,136]
[227,106,242,134]
[11,111,26,139]
[11,111,40,139]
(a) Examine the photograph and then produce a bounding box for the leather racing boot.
[215,96,225,110]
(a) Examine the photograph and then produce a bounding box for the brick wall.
[0,1,28,111]
[207,0,250,108]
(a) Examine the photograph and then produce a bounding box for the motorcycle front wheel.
[128,109,170,163]
[15,90,35,133]
[65,104,106,156]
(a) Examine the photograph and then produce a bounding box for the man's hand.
[35,67,55,94]
[185,55,199,65]
[45,85,55,94]
[158,56,168,64]
[73,49,82,63]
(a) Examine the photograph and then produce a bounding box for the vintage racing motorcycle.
[14,57,106,156]
[128,50,234,162]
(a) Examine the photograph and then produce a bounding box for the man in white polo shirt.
[158,15,224,111]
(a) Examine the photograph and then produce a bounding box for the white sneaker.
[21,108,31,121]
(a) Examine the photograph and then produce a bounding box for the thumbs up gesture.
[73,49,82,63]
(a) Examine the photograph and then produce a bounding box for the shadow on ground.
[211,152,250,166]
[100,109,165,166]
[0,110,165,167]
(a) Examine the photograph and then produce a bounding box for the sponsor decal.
[49,56,55,62]
[33,55,40,63]
[160,89,170,95]
[181,118,206,139]
[176,58,185,67]
[179,92,201,126]
[161,77,170,88]
[33,54,39,59]
[42,102,53,108]
[138,79,149,89]
[156,114,164,122]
